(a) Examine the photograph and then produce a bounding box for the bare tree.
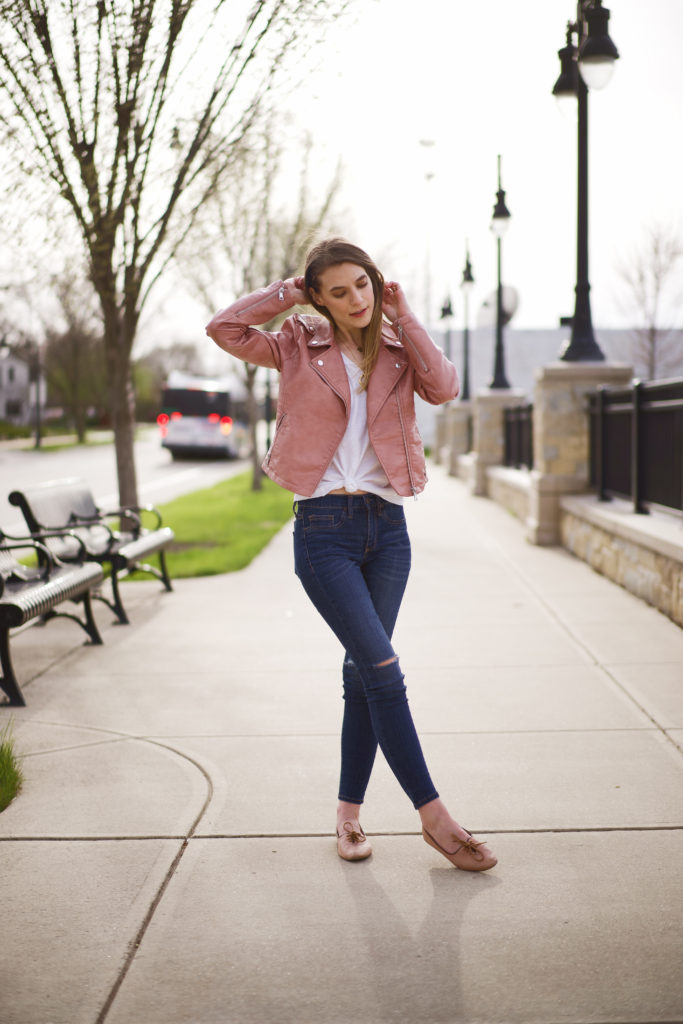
[42,275,107,440]
[617,223,683,380]
[0,0,349,506]
[187,128,343,488]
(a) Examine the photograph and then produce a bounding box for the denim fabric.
[293,493,439,809]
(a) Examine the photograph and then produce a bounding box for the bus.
[157,370,251,459]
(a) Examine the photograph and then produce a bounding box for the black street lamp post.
[439,297,453,363]
[460,247,474,401]
[490,154,512,389]
[553,0,619,362]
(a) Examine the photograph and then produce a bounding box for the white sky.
[286,0,683,331]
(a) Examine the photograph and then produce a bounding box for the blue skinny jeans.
[293,493,439,810]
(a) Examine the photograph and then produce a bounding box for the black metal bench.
[0,533,104,706]
[9,478,175,626]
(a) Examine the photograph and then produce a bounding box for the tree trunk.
[75,409,87,443]
[245,365,262,492]
[102,305,139,513]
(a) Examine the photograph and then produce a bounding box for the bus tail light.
[220,415,233,436]
[157,412,170,438]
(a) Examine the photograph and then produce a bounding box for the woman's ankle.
[418,798,467,838]
[337,800,363,827]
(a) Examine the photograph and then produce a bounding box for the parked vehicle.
[157,370,250,459]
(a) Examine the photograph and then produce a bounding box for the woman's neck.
[335,324,363,350]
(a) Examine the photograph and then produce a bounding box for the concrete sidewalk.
[1,464,682,1024]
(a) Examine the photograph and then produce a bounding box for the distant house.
[0,352,40,426]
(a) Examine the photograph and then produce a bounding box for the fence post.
[503,407,511,466]
[632,379,648,514]
[596,386,609,502]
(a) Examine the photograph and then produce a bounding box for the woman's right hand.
[284,276,309,305]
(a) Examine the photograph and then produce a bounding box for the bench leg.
[125,552,173,593]
[158,549,173,592]
[109,569,130,625]
[42,593,105,645]
[81,591,104,644]
[0,628,27,706]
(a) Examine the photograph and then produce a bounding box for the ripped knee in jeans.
[374,655,399,668]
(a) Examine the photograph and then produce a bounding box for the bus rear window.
[161,388,231,418]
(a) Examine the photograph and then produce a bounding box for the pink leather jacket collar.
[206,281,459,497]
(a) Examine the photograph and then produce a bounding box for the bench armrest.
[0,528,91,563]
[0,537,56,595]
[99,504,162,531]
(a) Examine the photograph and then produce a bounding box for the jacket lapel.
[304,318,407,419]
[367,341,409,425]
[308,338,351,411]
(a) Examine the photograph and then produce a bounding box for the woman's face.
[311,262,375,334]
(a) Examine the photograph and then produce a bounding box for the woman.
[206,238,497,872]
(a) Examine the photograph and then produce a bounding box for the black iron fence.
[588,377,683,515]
[503,403,533,469]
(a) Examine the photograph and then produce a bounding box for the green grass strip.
[151,470,294,578]
[0,720,24,813]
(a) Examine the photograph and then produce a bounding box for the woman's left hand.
[382,281,411,322]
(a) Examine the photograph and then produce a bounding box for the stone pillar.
[434,402,473,468]
[469,388,527,496]
[447,402,473,476]
[433,406,449,465]
[526,361,632,545]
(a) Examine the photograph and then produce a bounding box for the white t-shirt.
[294,353,404,504]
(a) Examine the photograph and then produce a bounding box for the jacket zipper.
[264,412,287,464]
[232,283,285,320]
[396,323,428,374]
[395,391,418,498]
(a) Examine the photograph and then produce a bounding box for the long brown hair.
[304,238,384,390]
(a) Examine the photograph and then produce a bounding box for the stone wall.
[560,495,683,628]
[486,466,531,524]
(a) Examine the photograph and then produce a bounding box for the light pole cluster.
[435,0,618,397]
[553,0,619,361]
[441,155,512,400]
[460,246,474,401]
[439,244,475,402]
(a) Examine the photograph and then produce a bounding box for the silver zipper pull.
[278,284,286,302]
[397,324,403,342]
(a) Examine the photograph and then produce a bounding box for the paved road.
[0,428,250,533]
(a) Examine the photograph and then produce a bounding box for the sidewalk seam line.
[4,825,682,843]
[94,739,214,1024]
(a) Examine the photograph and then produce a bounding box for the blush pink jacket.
[206,279,459,497]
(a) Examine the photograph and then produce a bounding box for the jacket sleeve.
[391,313,460,404]
[205,280,301,371]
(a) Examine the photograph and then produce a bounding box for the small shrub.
[0,720,24,812]
[0,420,30,440]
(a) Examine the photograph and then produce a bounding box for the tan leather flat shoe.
[422,826,497,872]
[337,821,372,861]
